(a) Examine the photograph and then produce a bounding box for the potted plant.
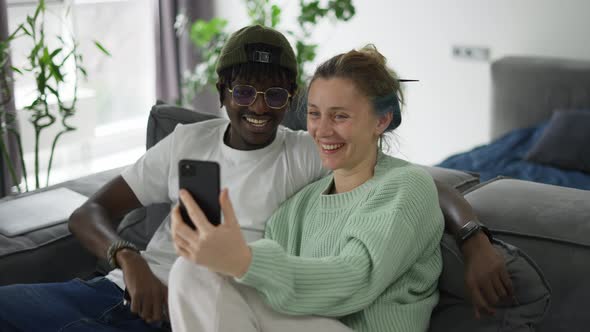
[177,0,356,107]
[0,0,109,193]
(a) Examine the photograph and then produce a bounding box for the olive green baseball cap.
[215,25,297,76]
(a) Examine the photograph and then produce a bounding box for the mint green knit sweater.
[236,153,444,332]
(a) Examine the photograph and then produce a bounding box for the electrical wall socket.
[452,45,490,61]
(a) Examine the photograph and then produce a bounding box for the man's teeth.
[245,117,269,126]
[322,144,344,150]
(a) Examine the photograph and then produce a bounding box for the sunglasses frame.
[227,84,292,110]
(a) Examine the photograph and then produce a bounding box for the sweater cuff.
[234,239,280,287]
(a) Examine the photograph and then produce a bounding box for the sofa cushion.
[465,178,590,332]
[431,234,550,332]
[524,109,590,173]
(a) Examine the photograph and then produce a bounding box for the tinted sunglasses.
[227,85,292,109]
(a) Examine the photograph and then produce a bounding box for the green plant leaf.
[8,24,25,39]
[299,1,327,25]
[190,18,227,48]
[46,84,58,96]
[93,41,111,56]
[20,25,32,36]
[10,66,23,75]
[49,48,62,58]
[296,41,317,62]
[26,16,35,32]
[328,0,355,21]
[78,66,88,78]
[30,42,42,60]
[271,5,281,27]
[59,49,74,66]
[34,0,45,21]
[49,62,64,82]
[36,70,46,96]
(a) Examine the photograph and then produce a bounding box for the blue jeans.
[0,277,171,332]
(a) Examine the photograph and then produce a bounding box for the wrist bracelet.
[107,240,139,270]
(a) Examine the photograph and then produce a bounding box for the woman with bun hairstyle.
[168,45,444,332]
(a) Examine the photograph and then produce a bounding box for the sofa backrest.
[146,101,308,150]
[144,103,480,192]
[146,102,218,149]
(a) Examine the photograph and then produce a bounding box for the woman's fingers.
[171,204,199,241]
[180,190,213,233]
[220,188,239,227]
[173,230,192,254]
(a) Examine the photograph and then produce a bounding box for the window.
[6,0,155,186]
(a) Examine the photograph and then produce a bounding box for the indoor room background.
[5,0,590,186]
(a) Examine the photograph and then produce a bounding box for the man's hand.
[171,189,252,278]
[462,232,514,319]
[117,249,168,323]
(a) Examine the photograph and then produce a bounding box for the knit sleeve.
[236,168,443,317]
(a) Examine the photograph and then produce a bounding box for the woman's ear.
[376,112,393,135]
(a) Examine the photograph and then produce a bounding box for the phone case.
[178,160,221,227]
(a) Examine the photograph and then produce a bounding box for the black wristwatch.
[455,220,493,248]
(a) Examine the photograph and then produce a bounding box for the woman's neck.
[332,148,379,194]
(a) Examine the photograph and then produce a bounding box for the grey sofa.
[0,105,590,331]
[3,103,590,331]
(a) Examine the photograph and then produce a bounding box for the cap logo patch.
[253,50,271,63]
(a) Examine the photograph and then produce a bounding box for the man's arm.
[434,179,514,318]
[69,175,141,259]
[68,175,168,323]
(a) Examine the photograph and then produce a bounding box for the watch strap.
[456,220,492,247]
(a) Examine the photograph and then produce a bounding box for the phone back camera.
[181,163,196,177]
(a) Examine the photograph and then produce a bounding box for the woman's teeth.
[245,117,269,127]
[322,143,344,151]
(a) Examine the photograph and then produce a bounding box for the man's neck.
[223,124,276,151]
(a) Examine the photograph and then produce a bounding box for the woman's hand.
[171,188,252,278]
[462,232,514,319]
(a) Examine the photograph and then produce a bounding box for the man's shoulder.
[171,118,228,141]
[175,118,227,133]
[279,126,316,152]
[280,126,311,141]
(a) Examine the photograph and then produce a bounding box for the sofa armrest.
[465,178,590,331]
[0,167,123,285]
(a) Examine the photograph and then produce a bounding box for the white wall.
[215,0,590,165]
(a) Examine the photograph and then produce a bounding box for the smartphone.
[178,159,221,228]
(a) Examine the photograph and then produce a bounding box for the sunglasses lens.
[265,88,289,108]
[232,85,256,106]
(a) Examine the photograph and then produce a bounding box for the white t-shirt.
[106,118,327,289]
